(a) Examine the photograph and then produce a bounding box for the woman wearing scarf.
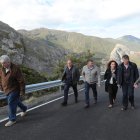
[104,60,118,108]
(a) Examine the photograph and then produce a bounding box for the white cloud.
[98,0,140,20]
[0,0,140,37]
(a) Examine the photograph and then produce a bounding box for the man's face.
[1,61,10,69]
[67,60,72,68]
[87,61,94,68]
[123,58,129,65]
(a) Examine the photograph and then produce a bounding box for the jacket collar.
[2,63,14,75]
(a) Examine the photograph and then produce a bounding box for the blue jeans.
[122,83,134,108]
[7,91,27,121]
[84,82,97,105]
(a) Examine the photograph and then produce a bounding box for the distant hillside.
[19,29,140,57]
[0,21,69,73]
[117,35,140,51]
[18,28,117,57]
[0,20,140,75]
[20,31,69,73]
[118,35,140,43]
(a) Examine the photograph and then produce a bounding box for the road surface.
[0,85,140,140]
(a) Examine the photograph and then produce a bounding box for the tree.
[52,50,98,79]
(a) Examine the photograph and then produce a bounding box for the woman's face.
[110,62,116,69]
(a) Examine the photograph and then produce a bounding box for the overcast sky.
[0,0,140,38]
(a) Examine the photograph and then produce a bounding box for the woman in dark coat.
[104,60,118,108]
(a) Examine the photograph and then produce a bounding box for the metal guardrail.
[0,80,60,100]
[0,73,104,101]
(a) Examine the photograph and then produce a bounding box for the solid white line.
[0,88,85,123]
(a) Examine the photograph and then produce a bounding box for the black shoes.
[84,99,97,109]
[121,105,135,111]
[94,100,97,104]
[61,102,67,106]
[84,104,90,108]
[131,106,135,110]
[61,98,78,106]
[121,107,127,111]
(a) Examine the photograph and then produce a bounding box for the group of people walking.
[61,55,139,111]
[0,54,139,127]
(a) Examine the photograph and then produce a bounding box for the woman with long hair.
[104,60,118,108]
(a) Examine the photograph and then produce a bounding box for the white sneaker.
[5,121,16,127]
[20,111,27,117]
[108,104,113,108]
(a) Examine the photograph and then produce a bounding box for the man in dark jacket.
[117,55,139,110]
[0,55,27,127]
[61,59,80,106]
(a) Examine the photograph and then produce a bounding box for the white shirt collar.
[5,68,10,73]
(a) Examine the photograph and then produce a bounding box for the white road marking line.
[0,88,85,123]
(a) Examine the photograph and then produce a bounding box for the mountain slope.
[0,21,68,74]
[21,33,69,73]
[19,29,140,58]
[118,35,140,43]
[0,21,140,75]
[18,28,116,56]
[0,21,25,64]
[117,35,140,51]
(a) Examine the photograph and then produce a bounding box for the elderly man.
[118,55,139,110]
[82,59,101,108]
[0,55,27,127]
[61,59,80,106]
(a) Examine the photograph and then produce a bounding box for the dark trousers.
[122,83,134,108]
[84,82,97,105]
[7,91,27,121]
[64,83,78,103]
[108,84,118,105]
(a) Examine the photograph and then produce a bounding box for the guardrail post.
[59,85,62,94]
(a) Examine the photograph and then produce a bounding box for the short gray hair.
[0,55,11,63]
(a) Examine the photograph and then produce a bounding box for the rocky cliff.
[0,21,25,64]
[0,21,69,73]
[22,35,69,73]
[110,44,130,64]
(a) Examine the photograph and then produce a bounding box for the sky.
[0,0,140,38]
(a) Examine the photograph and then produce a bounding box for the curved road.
[0,85,140,140]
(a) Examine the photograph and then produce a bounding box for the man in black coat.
[117,55,139,110]
[61,59,80,106]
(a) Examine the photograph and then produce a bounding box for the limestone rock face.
[0,21,25,64]
[22,37,69,73]
[110,44,130,64]
[0,21,68,73]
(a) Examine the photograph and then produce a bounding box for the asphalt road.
[0,85,140,140]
